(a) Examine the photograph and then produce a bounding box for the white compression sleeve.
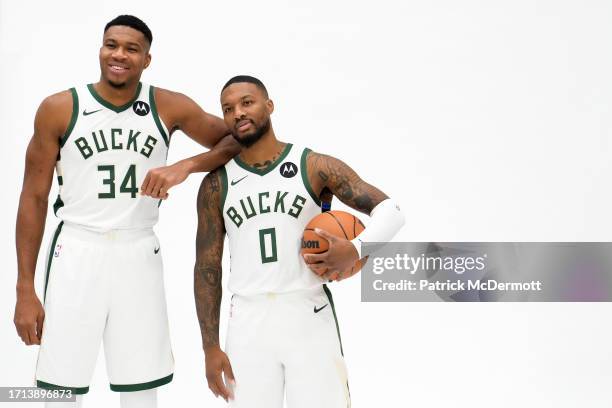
[350,198,405,258]
[120,389,158,408]
[45,395,83,408]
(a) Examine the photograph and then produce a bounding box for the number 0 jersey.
[54,83,170,231]
[221,144,324,296]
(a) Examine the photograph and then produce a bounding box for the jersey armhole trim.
[59,88,79,148]
[219,166,228,210]
[301,148,321,206]
[150,86,170,147]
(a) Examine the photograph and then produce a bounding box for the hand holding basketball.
[301,210,367,281]
[303,228,359,280]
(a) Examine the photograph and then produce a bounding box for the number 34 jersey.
[220,144,324,296]
[55,83,170,231]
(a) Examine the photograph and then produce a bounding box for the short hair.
[104,15,153,46]
[222,75,268,98]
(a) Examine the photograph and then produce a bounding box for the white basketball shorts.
[35,222,174,394]
[226,285,350,408]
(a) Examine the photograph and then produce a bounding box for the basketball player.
[194,75,405,407]
[14,15,239,408]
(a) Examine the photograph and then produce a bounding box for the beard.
[107,79,127,89]
[232,118,270,148]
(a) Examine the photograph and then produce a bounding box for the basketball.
[302,210,367,280]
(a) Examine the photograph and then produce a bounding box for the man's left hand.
[303,228,359,280]
[140,161,192,199]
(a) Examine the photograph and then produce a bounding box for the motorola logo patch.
[280,162,298,178]
[133,101,150,116]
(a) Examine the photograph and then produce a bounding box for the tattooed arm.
[303,152,403,278]
[194,169,234,401]
[307,152,388,215]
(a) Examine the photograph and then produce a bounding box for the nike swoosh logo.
[231,175,248,186]
[154,247,160,254]
[314,304,328,313]
[83,109,102,116]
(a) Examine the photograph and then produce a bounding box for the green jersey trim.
[109,373,173,392]
[219,167,228,210]
[323,284,344,356]
[59,88,79,147]
[44,222,64,301]
[53,195,65,216]
[87,82,142,113]
[37,380,89,395]
[54,174,65,214]
[300,148,321,206]
[149,86,170,147]
[233,143,293,176]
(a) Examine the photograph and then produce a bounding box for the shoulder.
[39,89,73,114]
[153,87,206,128]
[203,166,226,183]
[36,89,75,136]
[198,167,227,207]
[153,86,184,101]
[305,149,339,172]
[153,87,199,110]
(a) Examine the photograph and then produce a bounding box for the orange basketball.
[302,210,367,280]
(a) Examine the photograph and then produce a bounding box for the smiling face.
[221,82,274,148]
[99,25,151,88]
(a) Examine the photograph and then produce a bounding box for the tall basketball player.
[14,15,239,408]
[194,76,405,407]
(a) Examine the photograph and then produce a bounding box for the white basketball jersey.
[221,144,324,295]
[54,83,169,231]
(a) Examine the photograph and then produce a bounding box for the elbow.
[213,134,241,160]
[222,146,240,162]
[19,190,49,211]
[222,137,241,159]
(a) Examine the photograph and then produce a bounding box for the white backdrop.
[2,0,612,406]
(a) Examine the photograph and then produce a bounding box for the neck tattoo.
[251,145,284,169]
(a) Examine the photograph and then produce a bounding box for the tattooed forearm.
[307,152,388,215]
[195,264,222,348]
[194,169,226,350]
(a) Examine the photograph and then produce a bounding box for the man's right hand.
[14,291,45,345]
[204,346,235,401]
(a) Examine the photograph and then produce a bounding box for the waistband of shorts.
[232,284,325,301]
[60,222,155,242]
